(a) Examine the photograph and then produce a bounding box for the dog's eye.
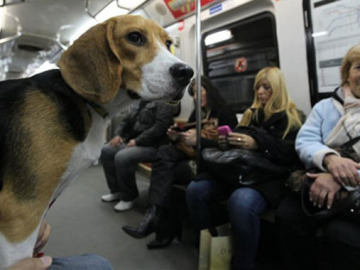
[166,40,172,51]
[127,32,146,46]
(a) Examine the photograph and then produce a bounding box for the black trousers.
[276,194,360,270]
[149,144,195,207]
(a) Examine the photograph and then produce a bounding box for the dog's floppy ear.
[57,19,122,105]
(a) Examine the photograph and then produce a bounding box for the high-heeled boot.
[122,205,158,239]
[147,207,182,249]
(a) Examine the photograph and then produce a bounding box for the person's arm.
[134,102,174,146]
[296,100,340,170]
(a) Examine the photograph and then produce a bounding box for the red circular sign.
[234,57,247,73]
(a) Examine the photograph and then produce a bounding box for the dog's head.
[57,15,193,105]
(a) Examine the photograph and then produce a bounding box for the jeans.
[50,254,113,270]
[276,194,360,270]
[186,179,268,270]
[100,143,157,201]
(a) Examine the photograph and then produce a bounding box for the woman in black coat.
[187,67,303,270]
[122,76,238,247]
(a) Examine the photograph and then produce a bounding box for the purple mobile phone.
[218,125,232,136]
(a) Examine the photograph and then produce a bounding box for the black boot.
[147,207,182,249]
[122,205,158,239]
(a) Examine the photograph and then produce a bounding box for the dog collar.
[87,101,109,118]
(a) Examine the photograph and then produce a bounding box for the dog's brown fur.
[0,14,193,267]
[0,90,91,242]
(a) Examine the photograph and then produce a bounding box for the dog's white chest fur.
[52,109,108,201]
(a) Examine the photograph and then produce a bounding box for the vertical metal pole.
[195,0,202,170]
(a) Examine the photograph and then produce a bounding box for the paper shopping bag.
[198,223,233,270]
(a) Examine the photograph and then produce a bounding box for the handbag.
[286,136,360,221]
[202,147,289,186]
[300,176,360,221]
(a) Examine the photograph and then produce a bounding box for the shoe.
[147,229,182,249]
[101,193,121,202]
[114,199,137,212]
[122,206,158,238]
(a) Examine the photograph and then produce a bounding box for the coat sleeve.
[134,102,174,146]
[114,103,135,138]
[296,101,340,170]
[253,127,299,166]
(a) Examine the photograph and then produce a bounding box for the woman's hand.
[33,221,51,257]
[181,129,196,146]
[307,172,342,209]
[228,132,258,150]
[218,135,229,150]
[126,139,136,148]
[323,154,360,187]
[167,126,181,141]
[109,136,123,147]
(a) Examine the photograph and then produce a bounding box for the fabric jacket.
[296,87,345,170]
[115,100,175,148]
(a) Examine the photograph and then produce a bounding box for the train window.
[202,12,278,113]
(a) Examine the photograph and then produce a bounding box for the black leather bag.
[300,176,360,221]
[202,147,289,186]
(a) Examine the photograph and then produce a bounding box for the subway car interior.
[1,0,360,269]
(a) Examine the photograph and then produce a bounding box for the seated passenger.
[100,99,175,211]
[186,67,302,270]
[276,44,360,270]
[122,76,238,247]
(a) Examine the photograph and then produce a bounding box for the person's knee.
[186,181,203,204]
[114,149,131,166]
[228,188,265,217]
[100,145,114,161]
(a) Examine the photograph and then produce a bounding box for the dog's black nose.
[169,63,194,86]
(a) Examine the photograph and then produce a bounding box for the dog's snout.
[169,63,194,86]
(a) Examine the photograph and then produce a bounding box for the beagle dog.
[0,14,193,268]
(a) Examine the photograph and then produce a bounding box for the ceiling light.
[205,29,232,46]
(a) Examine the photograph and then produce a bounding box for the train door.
[202,12,278,113]
[159,0,312,118]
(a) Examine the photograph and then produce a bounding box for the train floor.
[44,164,281,270]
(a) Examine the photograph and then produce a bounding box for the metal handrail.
[0,34,21,45]
[195,0,202,170]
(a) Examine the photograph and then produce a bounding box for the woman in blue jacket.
[277,43,360,270]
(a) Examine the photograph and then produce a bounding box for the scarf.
[325,87,360,154]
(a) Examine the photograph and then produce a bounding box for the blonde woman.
[187,67,302,270]
[277,44,360,270]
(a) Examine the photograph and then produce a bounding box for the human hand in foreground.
[33,220,51,257]
[7,256,52,270]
